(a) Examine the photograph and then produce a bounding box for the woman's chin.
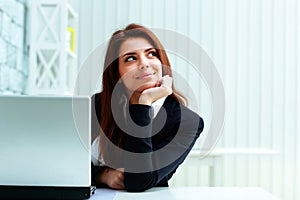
[135,82,157,92]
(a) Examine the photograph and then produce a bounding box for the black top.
[91,93,204,192]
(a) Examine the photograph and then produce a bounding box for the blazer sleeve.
[123,103,204,192]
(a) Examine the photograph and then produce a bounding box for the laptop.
[0,95,95,199]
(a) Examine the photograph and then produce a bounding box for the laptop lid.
[0,95,94,199]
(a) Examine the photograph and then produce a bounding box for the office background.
[0,0,299,200]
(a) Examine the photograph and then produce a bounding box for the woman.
[91,23,204,192]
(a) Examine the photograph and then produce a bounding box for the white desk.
[91,187,280,200]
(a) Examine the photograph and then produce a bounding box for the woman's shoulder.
[92,92,102,103]
[165,95,204,131]
[92,92,102,112]
[164,95,195,116]
[91,92,102,130]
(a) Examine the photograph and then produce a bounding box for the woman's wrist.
[129,92,151,105]
[138,94,152,105]
[96,168,109,185]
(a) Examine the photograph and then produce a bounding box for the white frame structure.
[27,0,78,94]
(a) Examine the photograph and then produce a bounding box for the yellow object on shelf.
[67,27,75,52]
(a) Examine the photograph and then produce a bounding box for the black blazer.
[91,93,204,192]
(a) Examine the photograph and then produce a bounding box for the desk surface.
[91,187,280,200]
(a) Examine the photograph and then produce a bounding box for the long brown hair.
[99,23,187,163]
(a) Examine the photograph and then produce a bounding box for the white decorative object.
[27,0,78,95]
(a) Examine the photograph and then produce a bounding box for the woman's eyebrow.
[120,48,155,58]
[120,51,136,59]
[144,48,155,52]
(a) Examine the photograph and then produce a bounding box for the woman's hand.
[138,75,173,105]
[98,168,124,190]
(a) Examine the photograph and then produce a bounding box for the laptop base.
[0,186,96,200]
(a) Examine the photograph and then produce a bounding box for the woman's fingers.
[107,168,125,190]
[117,168,124,172]
[160,75,173,95]
[117,168,125,182]
[161,75,172,88]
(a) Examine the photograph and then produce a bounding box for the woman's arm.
[122,76,204,192]
[123,102,204,192]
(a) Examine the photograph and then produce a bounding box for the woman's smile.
[136,72,155,80]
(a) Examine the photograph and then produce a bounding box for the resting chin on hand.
[138,75,173,106]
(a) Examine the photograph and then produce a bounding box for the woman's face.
[118,37,162,93]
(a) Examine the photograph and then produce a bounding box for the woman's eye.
[125,56,135,62]
[148,51,157,57]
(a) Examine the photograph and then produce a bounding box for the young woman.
[91,23,204,192]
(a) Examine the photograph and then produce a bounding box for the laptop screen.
[0,96,91,187]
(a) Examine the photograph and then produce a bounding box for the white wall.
[76,1,300,200]
[0,0,28,94]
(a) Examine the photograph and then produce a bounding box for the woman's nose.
[138,56,149,70]
[138,64,149,70]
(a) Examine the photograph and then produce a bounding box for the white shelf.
[67,49,76,58]
[28,0,78,95]
[67,3,78,19]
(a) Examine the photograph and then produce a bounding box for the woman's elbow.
[197,116,204,137]
[124,172,158,192]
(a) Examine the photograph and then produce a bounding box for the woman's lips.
[137,73,154,79]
